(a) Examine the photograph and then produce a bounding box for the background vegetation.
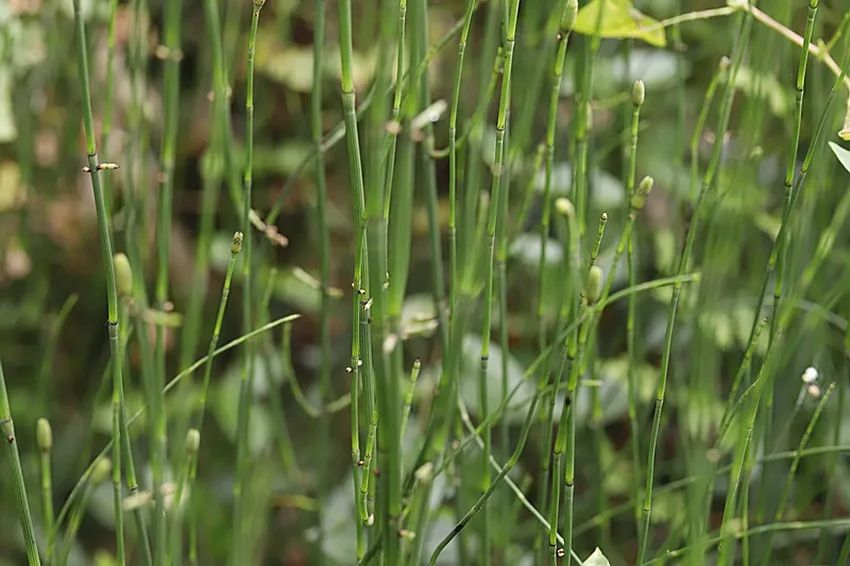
[1,0,850,564]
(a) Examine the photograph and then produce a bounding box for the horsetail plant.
[36,418,53,563]
[194,232,242,433]
[70,0,131,559]
[448,0,477,341]
[767,0,820,345]
[536,3,577,539]
[475,0,521,558]
[400,359,422,440]
[170,427,200,565]
[573,0,607,236]
[624,79,645,531]
[551,213,607,565]
[176,231,239,561]
[759,381,837,565]
[336,0,371,555]
[232,2,265,560]
[746,3,822,533]
[115,253,154,566]
[182,0,233,372]
[310,0,335,551]
[637,11,752,564]
[153,0,183,557]
[0,359,39,565]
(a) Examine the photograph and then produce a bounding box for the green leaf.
[829,141,850,174]
[574,0,667,47]
[582,547,611,566]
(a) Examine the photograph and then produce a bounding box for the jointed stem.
[0,359,40,565]
[638,12,752,565]
[71,0,127,560]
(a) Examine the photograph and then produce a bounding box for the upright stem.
[553,214,607,566]
[537,9,576,562]
[232,2,264,561]
[71,0,125,561]
[476,0,521,559]
[153,0,183,557]
[637,12,751,564]
[311,0,337,554]
[448,0,477,346]
[573,0,606,237]
[338,0,370,557]
[0,359,40,565]
[37,418,54,564]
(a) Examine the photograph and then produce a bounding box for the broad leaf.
[574,0,667,47]
[830,141,850,174]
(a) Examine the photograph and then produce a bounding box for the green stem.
[637,12,752,564]
[71,0,126,560]
[0,359,40,565]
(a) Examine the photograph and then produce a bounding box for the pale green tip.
[36,418,52,452]
[631,175,655,211]
[92,457,113,484]
[186,428,201,454]
[555,197,575,219]
[231,231,244,255]
[587,266,603,304]
[114,252,133,298]
[632,80,645,107]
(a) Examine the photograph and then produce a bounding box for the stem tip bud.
[632,80,645,107]
[36,418,52,452]
[114,253,134,298]
[231,231,244,255]
[631,175,654,211]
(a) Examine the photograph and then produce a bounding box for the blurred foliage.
[1,0,850,563]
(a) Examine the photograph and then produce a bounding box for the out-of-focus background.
[2,0,850,563]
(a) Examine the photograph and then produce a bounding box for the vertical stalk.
[538,0,577,363]
[310,0,336,554]
[536,9,576,561]
[153,0,184,558]
[0,359,40,565]
[194,233,242,434]
[187,233,239,563]
[553,214,607,565]
[70,0,126,560]
[768,0,819,345]
[624,79,645,533]
[232,2,264,561]
[637,12,751,564]
[448,0,477,346]
[573,0,606,237]
[338,0,370,557]
[170,429,200,566]
[182,0,230,371]
[476,0,521,558]
[37,418,53,564]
